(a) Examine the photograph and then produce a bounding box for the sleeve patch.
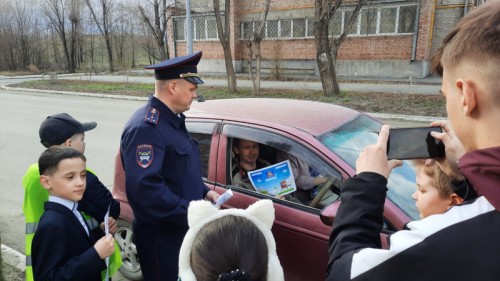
[136,144,154,168]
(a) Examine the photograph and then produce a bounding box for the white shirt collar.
[48,195,77,211]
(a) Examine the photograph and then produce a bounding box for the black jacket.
[326,172,500,281]
[32,202,106,281]
[78,171,120,223]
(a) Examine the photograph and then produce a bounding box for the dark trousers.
[133,221,188,281]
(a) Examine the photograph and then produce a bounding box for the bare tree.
[68,0,83,71]
[244,0,271,94]
[40,0,78,72]
[213,0,237,93]
[314,0,365,96]
[84,0,115,72]
[138,0,174,61]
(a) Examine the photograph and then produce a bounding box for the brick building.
[167,0,479,78]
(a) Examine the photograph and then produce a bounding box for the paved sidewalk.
[57,73,441,95]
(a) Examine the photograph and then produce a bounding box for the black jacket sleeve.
[79,171,121,222]
[326,172,387,281]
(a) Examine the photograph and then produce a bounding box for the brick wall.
[171,0,443,77]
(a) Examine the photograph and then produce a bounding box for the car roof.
[187,98,360,136]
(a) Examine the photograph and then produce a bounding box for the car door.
[215,122,349,281]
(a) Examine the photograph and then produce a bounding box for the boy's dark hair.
[191,215,268,281]
[431,1,500,77]
[38,146,86,176]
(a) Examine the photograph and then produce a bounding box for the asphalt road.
[0,79,144,255]
[0,75,434,280]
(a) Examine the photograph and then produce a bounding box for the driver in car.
[231,138,270,191]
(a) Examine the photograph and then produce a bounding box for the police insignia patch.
[145,108,159,124]
[136,144,154,168]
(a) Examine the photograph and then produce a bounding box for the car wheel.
[115,219,143,280]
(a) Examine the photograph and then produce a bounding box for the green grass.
[9,80,447,117]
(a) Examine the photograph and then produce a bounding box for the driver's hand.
[313,176,328,186]
[356,125,402,179]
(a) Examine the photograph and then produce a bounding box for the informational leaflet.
[104,204,110,280]
[248,160,297,196]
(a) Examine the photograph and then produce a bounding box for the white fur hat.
[178,199,284,281]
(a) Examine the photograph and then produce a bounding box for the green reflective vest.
[22,163,122,281]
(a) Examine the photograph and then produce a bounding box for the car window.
[224,124,342,210]
[186,122,219,180]
[191,133,211,179]
[318,114,419,220]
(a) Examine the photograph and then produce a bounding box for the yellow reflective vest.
[22,163,122,281]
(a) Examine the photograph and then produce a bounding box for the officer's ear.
[166,79,179,94]
[40,175,52,191]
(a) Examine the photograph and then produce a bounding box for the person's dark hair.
[38,146,86,176]
[191,215,268,281]
[431,1,500,76]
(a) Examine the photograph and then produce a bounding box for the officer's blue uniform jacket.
[120,95,209,280]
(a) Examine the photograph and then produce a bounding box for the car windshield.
[318,115,419,220]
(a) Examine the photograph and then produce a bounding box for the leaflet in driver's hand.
[248,160,297,197]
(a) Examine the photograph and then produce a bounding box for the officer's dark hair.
[191,215,268,281]
[38,146,86,176]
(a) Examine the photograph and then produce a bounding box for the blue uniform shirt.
[120,95,209,228]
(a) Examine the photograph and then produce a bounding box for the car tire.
[115,219,143,281]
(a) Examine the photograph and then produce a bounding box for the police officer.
[120,51,220,281]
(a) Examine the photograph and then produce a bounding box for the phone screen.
[387,127,445,160]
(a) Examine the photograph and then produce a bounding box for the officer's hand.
[108,217,117,235]
[94,234,115,259]
[205,190,220,203]
[99,217,118,235]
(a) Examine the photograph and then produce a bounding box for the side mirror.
[319,200,341,226]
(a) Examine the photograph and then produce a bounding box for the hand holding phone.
[387,126,445,160]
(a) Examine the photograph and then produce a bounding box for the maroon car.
[112,98,418,281]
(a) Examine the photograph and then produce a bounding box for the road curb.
[1,244,25,273]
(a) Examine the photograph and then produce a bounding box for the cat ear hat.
[178,199,284,281]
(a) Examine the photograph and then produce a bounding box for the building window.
[238,3,416,41]
[195,17,206,40]
[329,13,342,36]
[280,19,292,38]
[293,18,306,37]
[174,18,185,41]
[206,18,218,39]
[307,18,315,37]
[173,15,221,41]
[360,8,377,35]
[398,5,417,33]
[380,7,397,33]
[266,20,279,38]
[241,21,253,39]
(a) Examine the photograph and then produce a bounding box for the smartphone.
[387,126,445,160]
